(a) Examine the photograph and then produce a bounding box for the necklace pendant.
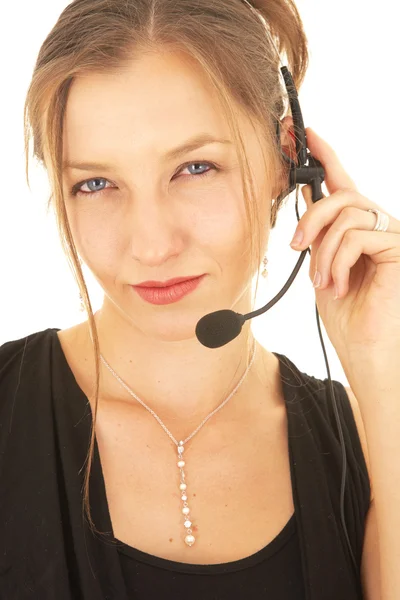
[177,441,196,546]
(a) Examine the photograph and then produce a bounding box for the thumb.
[301,182,327,206]
[301,183,313,206]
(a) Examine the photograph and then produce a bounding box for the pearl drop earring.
[79,292,85,312]
[261,255,268,278]
[78,257,85,312]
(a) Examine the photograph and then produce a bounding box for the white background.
[1,0,399,386]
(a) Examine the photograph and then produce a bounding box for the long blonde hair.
[23,0,308,535]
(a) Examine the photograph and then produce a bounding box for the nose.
[128,198,185,267]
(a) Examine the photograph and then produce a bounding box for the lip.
[131,274,206,305]
[134,275,204,288]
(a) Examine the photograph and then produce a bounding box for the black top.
[0,328,371,600]
[116,512,303,599]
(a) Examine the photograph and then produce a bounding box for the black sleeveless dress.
[0,328,371,599]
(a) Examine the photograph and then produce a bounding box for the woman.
[1,0,399,598]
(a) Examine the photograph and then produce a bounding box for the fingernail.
[313,270,321,288]
[290,230,304,247]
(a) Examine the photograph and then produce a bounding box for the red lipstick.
[134,275,202,288]
[131,275,206,305]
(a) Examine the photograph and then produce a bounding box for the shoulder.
[306,370,374,507]
[0,332,31,369]
[0,328,58,400]
[343,385,374,503]
[0,328,52,368]
[0,331,34,386]
[275,352,373,505]
[312,373,373,506]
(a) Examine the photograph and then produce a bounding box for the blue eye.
[183,162,215,178]
[70,177,111,196]
[69,161,218,198]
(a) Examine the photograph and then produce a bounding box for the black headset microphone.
[195,66,359,576]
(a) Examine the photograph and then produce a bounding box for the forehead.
[62,51,258,165]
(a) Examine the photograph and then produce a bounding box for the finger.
[330,230,400,298]
[312,206,394,290]
[298,187,400,252]
[301,182,326,205]
[305,128,358,196]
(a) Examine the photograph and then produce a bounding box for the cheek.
[66,203,122,271]
[189,186,249,258]
[85,225,122,273]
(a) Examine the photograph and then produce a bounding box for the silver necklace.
[99,337,257,547]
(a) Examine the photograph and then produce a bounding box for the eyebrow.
[63,133,232,171]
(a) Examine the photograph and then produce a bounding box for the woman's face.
[61,50,274,340]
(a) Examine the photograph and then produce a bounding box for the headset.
[195,64,358,576]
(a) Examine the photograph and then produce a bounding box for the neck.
[83,294,273,425]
